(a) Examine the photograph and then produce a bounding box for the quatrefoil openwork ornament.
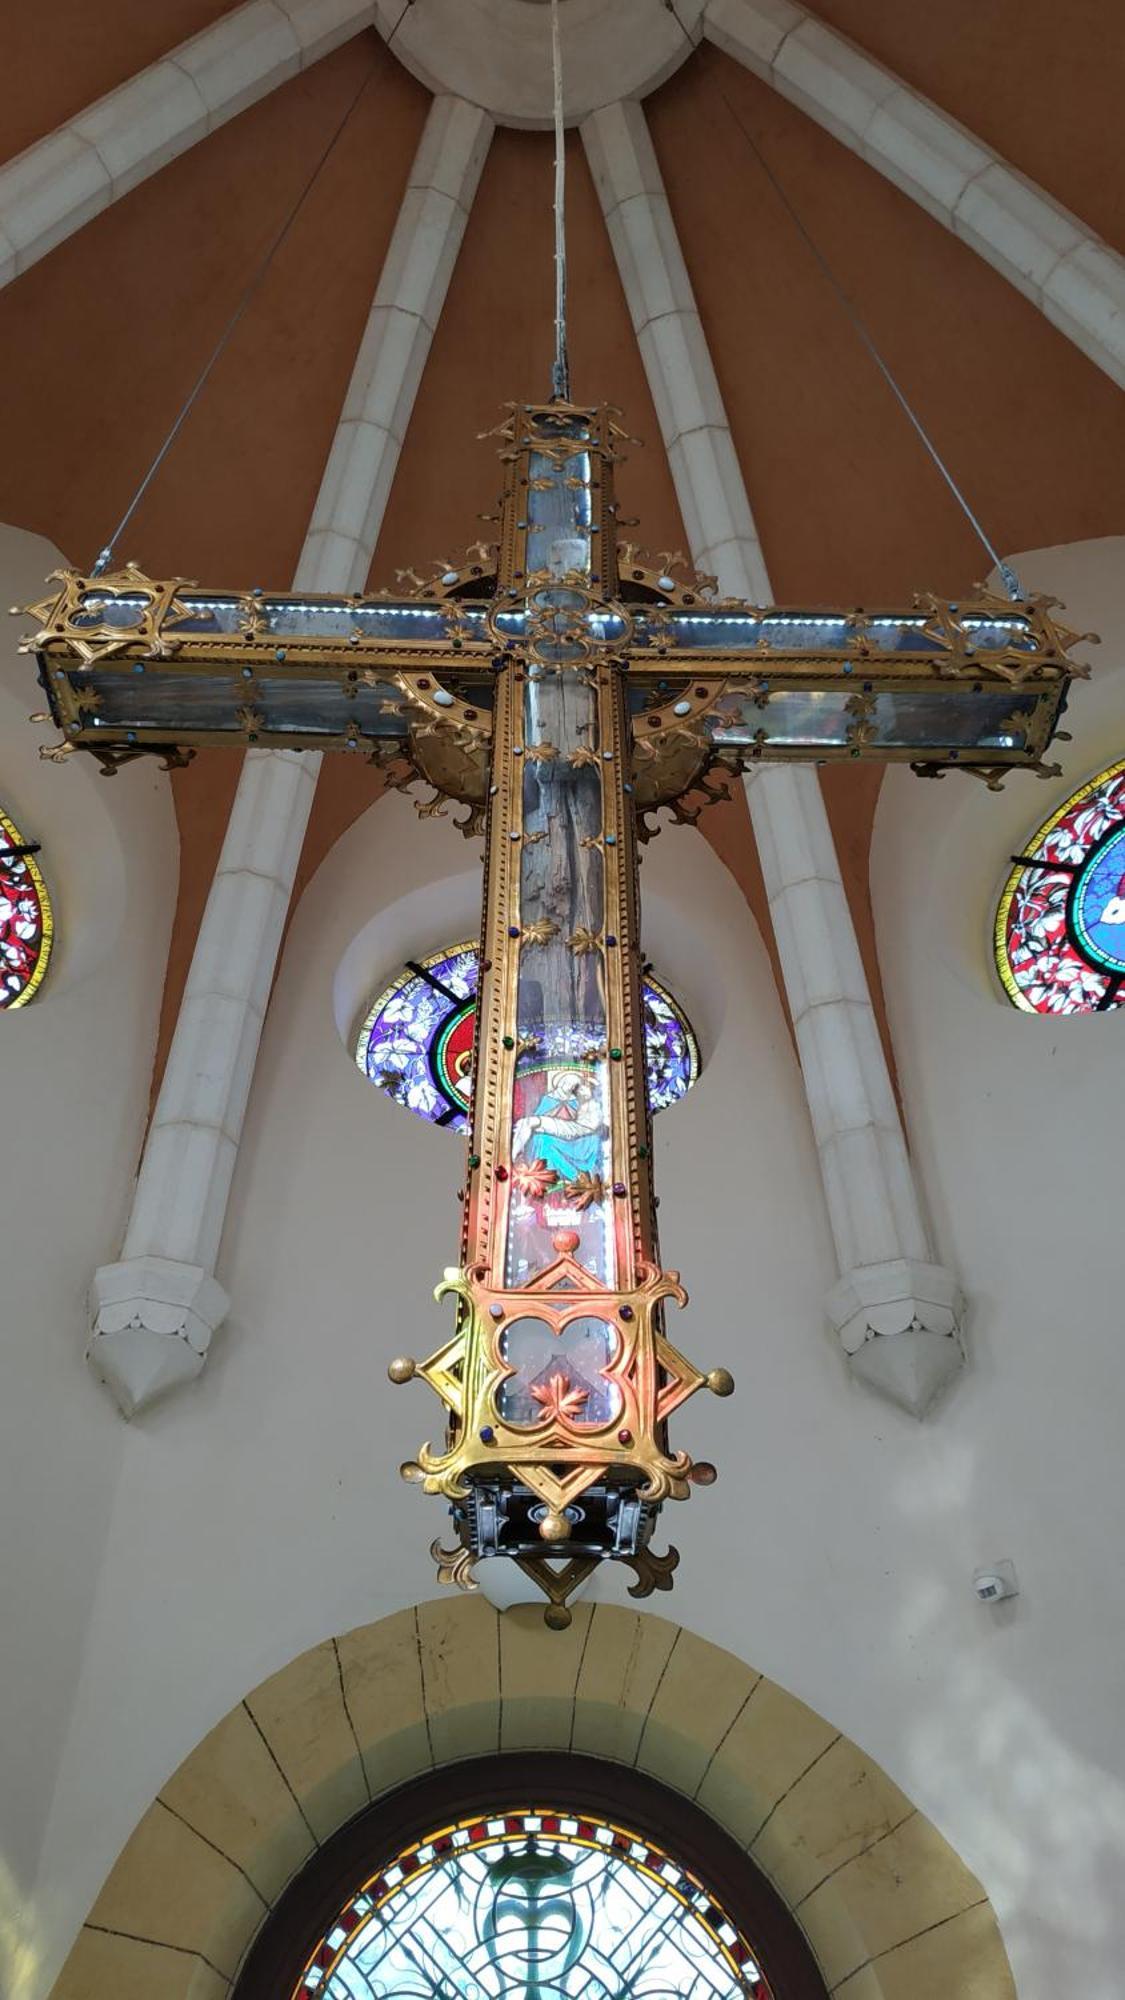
[497,1313,622,1429]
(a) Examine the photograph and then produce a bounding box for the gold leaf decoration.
[530,1372,589,1421]
[568,1172,605,1211]
[567,927,602,956]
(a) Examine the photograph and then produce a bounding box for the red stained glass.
[996,760,1125,1015]
[0,806,52,1009]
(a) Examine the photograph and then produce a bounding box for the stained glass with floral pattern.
[0,806,52,1009]
[996,759,1125,1014]
[357,943,698,1132]
[292,1808,771,1999]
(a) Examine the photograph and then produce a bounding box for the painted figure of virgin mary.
[513,1068,604,1182]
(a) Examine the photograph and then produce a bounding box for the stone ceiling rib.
[5,0,1123,397]
[704,0,1125,389]
[583,97,965,1416]
[0,0,375,287]
[88,88,492,1416]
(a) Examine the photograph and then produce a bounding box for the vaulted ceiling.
[2,4,1122,1066]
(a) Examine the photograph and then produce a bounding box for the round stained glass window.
[293,1807,771,1999]
[0,806,52,1009]
[995,759,1125,1014]
[357,942,699,1131]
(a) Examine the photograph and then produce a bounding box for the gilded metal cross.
[21,401,1084,1622]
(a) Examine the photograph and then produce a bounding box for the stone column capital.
[88,1257,230,1418]
[826,1259,966,1417]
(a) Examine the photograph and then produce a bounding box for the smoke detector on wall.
[973,1560,1019,1603]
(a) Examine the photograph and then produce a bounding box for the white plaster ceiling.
[372,0,705,126]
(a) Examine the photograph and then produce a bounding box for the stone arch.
[51,1601,1015,1999]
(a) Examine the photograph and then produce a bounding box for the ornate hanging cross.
[20,402,1085,1622]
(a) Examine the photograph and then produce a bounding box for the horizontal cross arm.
[21,566,495,768]
[20,567,1087,789]
[627,593,1085,784]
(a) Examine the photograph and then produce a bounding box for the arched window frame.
[232,1754,829,2000]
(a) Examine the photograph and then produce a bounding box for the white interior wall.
[868,536,1125,2000]
[26,785,841,1992]
[0,526,178,1999]
[12,537,1125,2000]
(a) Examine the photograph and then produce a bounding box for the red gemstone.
[496,1166,508,1181]
[618,1428,633,1446]
[553,1228,581,1253]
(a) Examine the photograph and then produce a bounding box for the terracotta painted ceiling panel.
[5,26,1120,1089]
[0,31,426,585]
[648,42,1125,607]
[297,126,701,958]
[0,30,428,1079]
[367,128,688,591]
[1,0,248,165]
[812,0,1125,258]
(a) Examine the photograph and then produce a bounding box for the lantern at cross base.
[390,403,732,1626]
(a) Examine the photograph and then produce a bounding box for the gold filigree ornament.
[25,396,1084,1626]
[430,1538,480,1592]
[400,1256,710,1543]
[20,564,196,665]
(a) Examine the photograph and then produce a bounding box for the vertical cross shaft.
[395,405,729,1623]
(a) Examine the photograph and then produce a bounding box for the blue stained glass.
[1070,820,1125,976]
[357,944,698,1131]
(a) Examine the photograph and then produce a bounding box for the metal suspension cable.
[550,0,572,402]
[89,49,387,577]
[662,1,1022,598]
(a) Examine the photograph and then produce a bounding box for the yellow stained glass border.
[0,804,53,1009]
[994,756,1125,1011]
[293,1804,764,1999]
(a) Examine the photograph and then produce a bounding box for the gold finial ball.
[544,1604,572,1631]
[707,1367,735,1397]
[399,1459,426,1484]
[388,1356,416,1384]
[539,1509,571,1543]
[690,1460,719,1486]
